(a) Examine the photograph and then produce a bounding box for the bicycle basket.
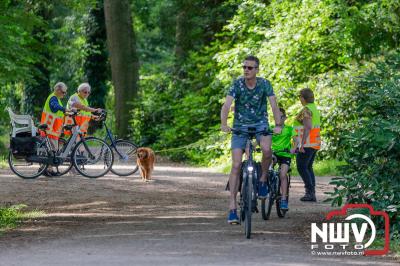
[10,136,41,158]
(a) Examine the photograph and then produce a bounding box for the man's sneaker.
[300,194,316,202]
[258,182,269,199]
[280,199,289,210]
[227,209,239,224]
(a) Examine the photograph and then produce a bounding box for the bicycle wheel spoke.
[56,138,73,176]
[73,137,113,178]
[110,140,138,176]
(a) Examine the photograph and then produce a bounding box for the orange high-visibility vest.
[40,93,65,140]
[293,103,321,150]
[64,93,91,136]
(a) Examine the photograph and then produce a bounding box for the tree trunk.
[174,0,191,77]
[104,0,139,138]
[85,0,109,134]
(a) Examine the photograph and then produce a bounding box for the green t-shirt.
[271,125,296,158]
[228,77,274,127]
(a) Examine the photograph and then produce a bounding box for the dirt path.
[0,165,397,266]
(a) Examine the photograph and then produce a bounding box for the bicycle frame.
[36,114,95,165]
[58,125,84,159]
[100,120,130,160]
[104,123,117,147]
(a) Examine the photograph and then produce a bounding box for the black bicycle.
[231,127,268,239]
[94,110,139,176]
[261,150,292,220]
[9,111,114,179]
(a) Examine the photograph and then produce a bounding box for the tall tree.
[174,0,191,70]
[84,0,109,133]
[104,0,139,138]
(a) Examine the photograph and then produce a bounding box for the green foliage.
[130,1,238,156]
[0,204,26,231]
[0,1,42,83]
[326,50,400,238]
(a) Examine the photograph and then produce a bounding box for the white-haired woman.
[64,83,102,136]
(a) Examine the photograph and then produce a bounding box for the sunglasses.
[242,65,257,71]
[82,90,90,94]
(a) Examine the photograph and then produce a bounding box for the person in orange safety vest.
[63,83,102,137]
[40,82,72,176]
[294,88,321,202]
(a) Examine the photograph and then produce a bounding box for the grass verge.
[0,204,44,233]
[369,237,400,258]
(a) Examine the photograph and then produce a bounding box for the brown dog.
[137,147,155,181]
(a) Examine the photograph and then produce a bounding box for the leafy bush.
[327,50,400,239]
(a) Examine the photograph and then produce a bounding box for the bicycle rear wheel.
[72,137,114,178]
[110,140,138,176]
[8,142,48,179]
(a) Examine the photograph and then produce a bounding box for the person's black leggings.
[296,148,318,194]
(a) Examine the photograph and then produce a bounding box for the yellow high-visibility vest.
[293,103,321,150]
[40,93,65,140]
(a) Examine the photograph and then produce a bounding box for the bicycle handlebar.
[64,110,79,116]
[92,110,107,121]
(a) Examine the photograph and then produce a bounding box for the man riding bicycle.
[271,107,298,211]
[221,55,282,224]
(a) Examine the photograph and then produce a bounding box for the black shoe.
[43,169,59,177]
[300,194,316,202]
[43,170,51,177]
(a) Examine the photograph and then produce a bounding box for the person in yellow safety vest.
[40,82,72,176]
[294,88,321,202]
[64,83,102,136]
[40,82,70,142]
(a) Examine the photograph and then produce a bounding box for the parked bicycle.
[9,110,114,179]
[260,149,292,220]
[231,127,268,239]
[93,110,138,176]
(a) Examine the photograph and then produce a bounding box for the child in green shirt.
[271,107,298,210]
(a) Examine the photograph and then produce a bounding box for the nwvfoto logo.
[311,204,390,256]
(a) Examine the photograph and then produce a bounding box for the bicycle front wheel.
[110,140,138,176]
[261,172,276,220]
[72,137,114,178]
[55,137,73,176]
[277,174,289,218]
[244,170,253,239]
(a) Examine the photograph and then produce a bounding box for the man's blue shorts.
[231,124,271,150]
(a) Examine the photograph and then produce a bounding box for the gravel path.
[0,165,397,265]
